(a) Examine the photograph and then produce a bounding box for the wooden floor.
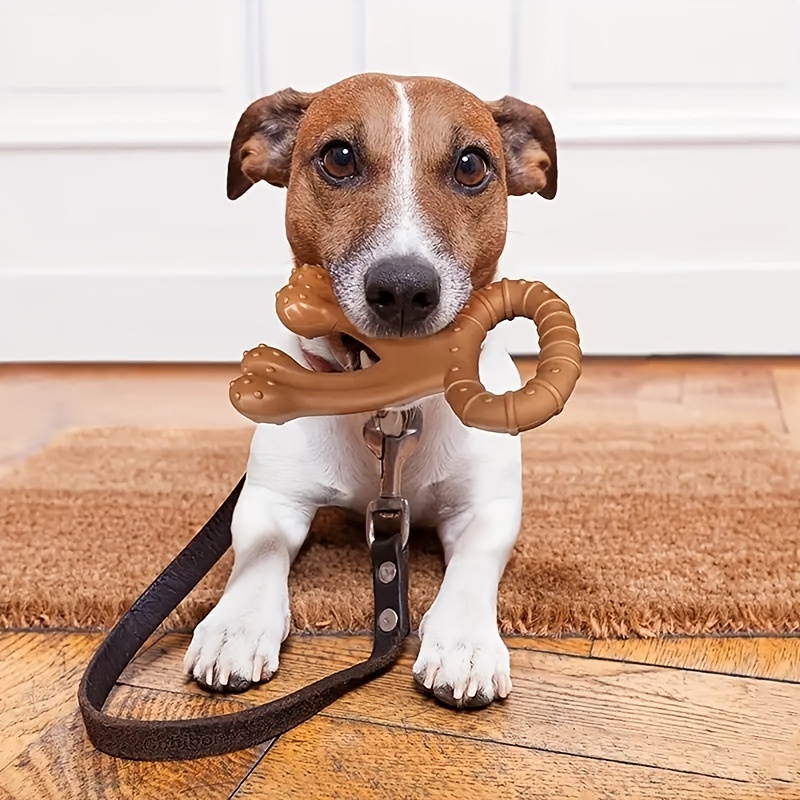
[1,358,799,799]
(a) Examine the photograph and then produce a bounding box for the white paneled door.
[1,0,798,360]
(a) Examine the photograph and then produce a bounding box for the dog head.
[227,73,557,349]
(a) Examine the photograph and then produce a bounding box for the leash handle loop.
[77,476,410,762]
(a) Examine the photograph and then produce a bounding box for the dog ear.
[227,89,317,200]
[487,97,558,199]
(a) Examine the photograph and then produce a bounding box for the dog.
[184,73,557,708]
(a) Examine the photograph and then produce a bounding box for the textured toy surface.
[230,265,582,435]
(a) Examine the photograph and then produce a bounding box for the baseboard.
[2,265,798,361]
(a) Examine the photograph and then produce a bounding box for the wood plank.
[518,357,684,402]
[233,714,792,800]
[0,632,102,771]
[506,636,592,656]
[681,365,779,408]
[591,637,800,682]
[0,363,250,467]
[119,634,800,783]
[0,686,270,800]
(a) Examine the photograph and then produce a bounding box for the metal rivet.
[253,390,263,399]
[265,367,275,373]
[550,367,561,373]
[299,293,308,299]
[252,351,260,357]
[272,350,281,357]
[243,378,251,385]
[378,609,398,632]
[459,387,468,392]
[450,346,459,353]
[525,386,536,395]
[266,380,276,386]
[378,562,397,584]
[483,397,493,403]
[450,366,459,372]
[234,392,241,400]
[453,326,462,333]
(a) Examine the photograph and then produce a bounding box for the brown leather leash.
[78,410,419,762]
[78,480,409,761]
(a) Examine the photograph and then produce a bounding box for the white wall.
[1,0,799,361]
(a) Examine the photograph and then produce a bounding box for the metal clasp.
[362,407,422,548]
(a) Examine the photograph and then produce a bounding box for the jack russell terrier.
[184,72,557,708]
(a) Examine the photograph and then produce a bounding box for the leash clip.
[363,407,422,548]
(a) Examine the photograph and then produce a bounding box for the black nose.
[364,255,441,331]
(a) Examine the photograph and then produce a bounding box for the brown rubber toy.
[230,265,582,435]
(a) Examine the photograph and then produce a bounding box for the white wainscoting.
[1,0,799,361]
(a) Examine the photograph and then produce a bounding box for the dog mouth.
[338,333,380,372]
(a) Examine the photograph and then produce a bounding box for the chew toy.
[230,264,582,434]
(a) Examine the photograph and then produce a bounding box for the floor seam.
[316,709,754,785]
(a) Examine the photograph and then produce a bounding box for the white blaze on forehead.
[327,78,472,336]
[389,80,426,254]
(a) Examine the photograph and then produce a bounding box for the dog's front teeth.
[359,349,376,370]
[343,350,358,371]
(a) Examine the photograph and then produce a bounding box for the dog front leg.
[413,496,522,708]
[183,479,316,692]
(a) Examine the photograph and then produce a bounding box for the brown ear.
[226,89,317,200]
[487,97,558,199]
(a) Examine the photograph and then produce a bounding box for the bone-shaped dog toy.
[230,265,582,435]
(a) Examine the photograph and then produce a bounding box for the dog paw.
[412,613,512,709]
[183,602,290,693]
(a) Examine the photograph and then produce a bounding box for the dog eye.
[320,141,357,181]
[454,149,489,189]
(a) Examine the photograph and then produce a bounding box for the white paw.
[412,610,512,708]
[183,597,290,693]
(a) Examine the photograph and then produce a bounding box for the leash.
[78,408,421,761]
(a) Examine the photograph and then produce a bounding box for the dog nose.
[364,256,441,331]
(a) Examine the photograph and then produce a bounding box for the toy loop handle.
[443,279,581,435]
